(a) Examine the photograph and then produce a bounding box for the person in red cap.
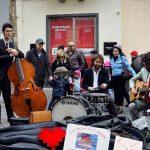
[130,50,143,73]
[130,50,138,58]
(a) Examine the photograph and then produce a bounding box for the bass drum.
[50,96,95,122]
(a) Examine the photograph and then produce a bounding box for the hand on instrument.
[100,83,107,89]
[7,48,18,56]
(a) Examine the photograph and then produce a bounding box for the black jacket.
[51,59,71,74]
[26,48,52,79]
[0,39,24,79]
[82,67,109,93]
[131,56,143,73]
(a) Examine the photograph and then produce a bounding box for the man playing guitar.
[129,52,150,121]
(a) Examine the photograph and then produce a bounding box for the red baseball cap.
[130,50,138,57]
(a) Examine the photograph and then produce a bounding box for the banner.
[49,18,73,62]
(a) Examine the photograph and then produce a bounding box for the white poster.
[63,124,110,150]
[113,136,143,150]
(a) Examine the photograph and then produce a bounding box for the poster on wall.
[49,18,73,62]
[75,18,95,66]
[75,19,94,49]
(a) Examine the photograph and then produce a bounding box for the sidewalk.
[0,88,149,129]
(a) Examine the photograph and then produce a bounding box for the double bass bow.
[7,38,47,117]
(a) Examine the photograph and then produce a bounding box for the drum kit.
[50,92,110,122]
[50,69,111,122]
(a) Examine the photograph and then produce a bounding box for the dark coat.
[51,59,71,74]
[131,56,143,73]
[66,49,86,70]
[0,39,24,79]
[49,78,69,97]
[26,48,52,86]
[82,67,109,93]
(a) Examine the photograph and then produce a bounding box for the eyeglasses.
[69,45,74,47]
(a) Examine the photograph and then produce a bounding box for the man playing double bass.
[0,23,24,125]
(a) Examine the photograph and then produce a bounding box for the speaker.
[104,42,117,55]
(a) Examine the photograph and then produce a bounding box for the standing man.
[0,23,24,124]
[26,38,52,89]
[66,41,87,72]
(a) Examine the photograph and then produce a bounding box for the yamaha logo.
[62,100,78,105]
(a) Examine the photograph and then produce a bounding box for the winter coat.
[51,59,71,74]
[131,56,143,73]
[66,49,86,70]
[26,48,52,83]
[0,39,24,79]
[110,55,136,77]
[49,78,69,97]
[82,67,109,93]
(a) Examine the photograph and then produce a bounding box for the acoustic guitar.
[130,80,149,102]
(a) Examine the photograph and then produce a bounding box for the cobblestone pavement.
[0,88,149,128]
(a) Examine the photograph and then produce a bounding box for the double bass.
[7,42,47,117]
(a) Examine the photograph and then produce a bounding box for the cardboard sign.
[132,116,148,130]
[113,136,143,150]
[63,124,110,150]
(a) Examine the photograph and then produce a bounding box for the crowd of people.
[0,23,149,127]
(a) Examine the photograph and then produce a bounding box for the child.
[103,61,113,97]
[69,70,83,95]
[48,67,70,109]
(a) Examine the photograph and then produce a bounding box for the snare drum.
[50,96,95,122]
[82,93,110,115]
[83,93,109,103]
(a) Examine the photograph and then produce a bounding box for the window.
[46,14,98,63]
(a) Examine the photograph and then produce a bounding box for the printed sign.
[49,18,73,63]
[113,136,143,150]
[63,124,110,150]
